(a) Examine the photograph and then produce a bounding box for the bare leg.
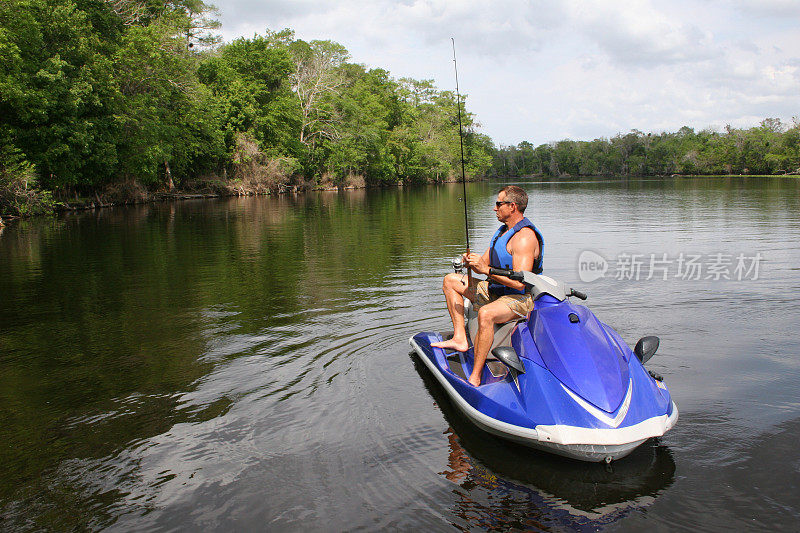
[431,273,472,352]
[468,301,519,387]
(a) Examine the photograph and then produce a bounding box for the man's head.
[497,185,528,213]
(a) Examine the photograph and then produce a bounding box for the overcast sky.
[217,0,800,147]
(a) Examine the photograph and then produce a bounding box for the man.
[431,185,544,387]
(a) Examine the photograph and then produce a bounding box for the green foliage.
[114,20,225,184]
[0,0,120,188]
[199,31,300,160]
[0,144,56,215]
[198,30,493,186]
[493,118,800,177]
[0,1,496,208]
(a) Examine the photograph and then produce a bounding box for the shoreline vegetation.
[0,0,494,219]
[2,171,797,226]
[493,120,800,180]
[0,173,475,224]
[1,1,798,221]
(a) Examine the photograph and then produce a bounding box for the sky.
[217,0,800,147]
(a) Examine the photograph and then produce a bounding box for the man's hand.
[464,252,489,276]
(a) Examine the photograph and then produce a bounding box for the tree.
[114,16,224,186]
[289,39,349,148]
[0,0,120,189]
[181,0,221,50]
[199,31,300,158]
[398,77,437,107]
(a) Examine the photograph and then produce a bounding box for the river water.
[1,177,799,531]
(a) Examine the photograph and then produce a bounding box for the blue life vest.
[488,217,544,296]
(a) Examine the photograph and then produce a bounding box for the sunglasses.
[495,201,513,207]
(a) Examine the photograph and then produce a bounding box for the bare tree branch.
[103,0,147,25]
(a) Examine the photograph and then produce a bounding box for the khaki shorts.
[469,278,534,318]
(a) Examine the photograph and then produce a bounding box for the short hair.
[499,185,528,213]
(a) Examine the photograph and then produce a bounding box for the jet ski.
[410,351,677,524]
[409,267,678,463]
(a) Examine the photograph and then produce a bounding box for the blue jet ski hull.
[410,300,678,462]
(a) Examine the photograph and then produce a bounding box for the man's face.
[494,192,514,222]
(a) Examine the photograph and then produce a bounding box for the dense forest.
[1,0,798,219]
[493,119,800,178]
[0,0,493,216]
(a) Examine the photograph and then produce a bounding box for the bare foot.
[431,337,469,352]
[468,374,481,387]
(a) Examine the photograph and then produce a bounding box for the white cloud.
[729,0,800,18]
[568,0,718,67]
[385,0,564,55]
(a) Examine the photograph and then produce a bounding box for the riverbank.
[9,171,795,224]
[0,185,330,223]
[0,174,480,224]
[675,173,800,178]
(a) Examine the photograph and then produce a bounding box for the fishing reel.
[452,256,465,273]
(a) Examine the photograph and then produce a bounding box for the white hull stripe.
[561,379,632,428]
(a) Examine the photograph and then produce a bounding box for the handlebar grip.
[569,289,588,300]
[489,268,523,281]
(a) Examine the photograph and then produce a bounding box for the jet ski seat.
[463,298,524,358]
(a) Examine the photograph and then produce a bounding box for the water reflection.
[411,353,676,530]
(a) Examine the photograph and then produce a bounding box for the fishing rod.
[451,38,472,283]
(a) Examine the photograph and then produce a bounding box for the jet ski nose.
[532,304,629,413]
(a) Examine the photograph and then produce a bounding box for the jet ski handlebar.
[569,288,588,300]
[488,267,523,280]
[489,268,587,301]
